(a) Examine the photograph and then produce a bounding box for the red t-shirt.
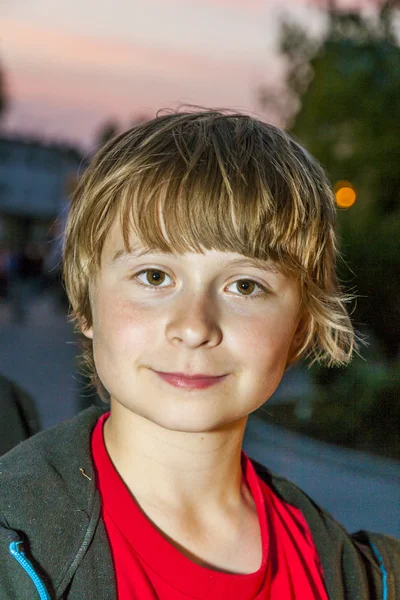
[91,413,328,599]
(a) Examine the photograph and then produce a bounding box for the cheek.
[93,294,149,360]
[232,312,298,403]
[233,311,297,369]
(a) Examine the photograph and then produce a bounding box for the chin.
[145,409,239,434]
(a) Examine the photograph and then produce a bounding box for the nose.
[166,292,222,349]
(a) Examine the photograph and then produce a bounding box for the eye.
[134,269,172,288]
[226,279,269,300]
[133,269,269,300]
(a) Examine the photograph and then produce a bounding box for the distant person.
[0,110,398,599]
[0,374,41,456]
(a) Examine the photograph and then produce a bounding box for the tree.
[93,114,151,152]
[261,1,400,362]
[94,120,120,149]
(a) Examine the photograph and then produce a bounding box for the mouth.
[155,371,226,380]
[152,370,228,390]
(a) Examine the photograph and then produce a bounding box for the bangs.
[85,115,335,284]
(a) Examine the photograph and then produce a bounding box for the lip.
[157,372,224,379]
[153,370,227,390]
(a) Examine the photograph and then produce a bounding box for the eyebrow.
[112,248,281,275]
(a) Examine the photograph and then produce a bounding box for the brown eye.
[226,279,269,300]
[145,269,166,286]
[132,268,172,290]
[236,280,256,295]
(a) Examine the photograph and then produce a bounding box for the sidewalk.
[0,293,79,429]
[244,414,400,538]
[247,412,400,483]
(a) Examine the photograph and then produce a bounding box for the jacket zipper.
[9,541,51,600]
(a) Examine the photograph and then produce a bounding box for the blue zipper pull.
[369,541,388,600]
[9,541,51,600]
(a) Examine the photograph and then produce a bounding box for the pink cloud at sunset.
[2,19,272,81]
[0,0,387,149]
[1,15,282,149]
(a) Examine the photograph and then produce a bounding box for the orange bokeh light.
[334,181,357,208]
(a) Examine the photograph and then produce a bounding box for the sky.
[0,0,382,151]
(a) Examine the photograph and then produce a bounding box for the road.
[0,291,399,538]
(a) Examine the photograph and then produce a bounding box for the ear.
[287,311,310,367]
[79,317,93,340]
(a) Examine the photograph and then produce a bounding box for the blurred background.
[0,0,399,536]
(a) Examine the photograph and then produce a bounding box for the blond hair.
[63,108,356,401]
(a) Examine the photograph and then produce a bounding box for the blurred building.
[0,135,83,247]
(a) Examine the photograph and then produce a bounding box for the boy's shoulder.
[0,404,106,467]
[252,458,400,597]
[0,405,107,517]
[0,406,113,600]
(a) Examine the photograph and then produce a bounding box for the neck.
[103,399,251,520]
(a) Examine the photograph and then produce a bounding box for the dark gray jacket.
[0,374,41,456]
[0,406,399,599]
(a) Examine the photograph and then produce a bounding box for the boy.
[0,109,398,599]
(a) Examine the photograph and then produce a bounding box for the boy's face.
[83,220,305,432]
